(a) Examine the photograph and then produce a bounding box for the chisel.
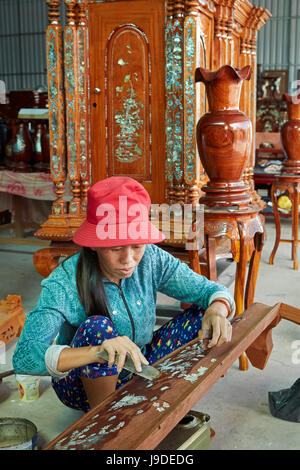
[95,349,161,381]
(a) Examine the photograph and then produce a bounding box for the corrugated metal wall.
[0,0,299,92]
[0,0,65,92]
[252,0,300,93]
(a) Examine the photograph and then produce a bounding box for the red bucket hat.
[73,177,165,247]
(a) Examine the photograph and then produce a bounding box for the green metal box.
[156,411,211,451]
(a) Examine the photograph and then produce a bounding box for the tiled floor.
[1,218,300,449]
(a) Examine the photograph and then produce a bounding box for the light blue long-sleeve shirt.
[12,244,234,375]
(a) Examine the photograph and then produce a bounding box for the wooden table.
[204,206,265,370]
[269,173,300,270]
[0,170,71,244]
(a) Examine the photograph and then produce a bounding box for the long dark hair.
[71,247,111,319]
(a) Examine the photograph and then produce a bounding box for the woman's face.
[93,244,146,284]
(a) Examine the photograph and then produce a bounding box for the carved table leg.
[205,234,217,281]
[234,220,249,371]
[204,208,264,372]
[234,220,248,317]
[245,229,264,310]
[188,247,201,275]
[269,183,281,265]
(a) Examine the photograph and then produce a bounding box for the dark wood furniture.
[44,301,300,450]
[253,132,284,209]
[0,90,50,173]
[269,174,300,270]
[281,93,300,175]
[256,73,288,134]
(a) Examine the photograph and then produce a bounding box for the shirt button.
[112,310,117,315]
[136,300,141,306]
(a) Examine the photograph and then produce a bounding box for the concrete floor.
[0,217,300,450]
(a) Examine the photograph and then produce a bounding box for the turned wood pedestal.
[204,206,265,371]
[269,174,300,270]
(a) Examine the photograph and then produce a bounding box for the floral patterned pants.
[52,304,204,412]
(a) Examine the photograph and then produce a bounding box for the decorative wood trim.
[183,15,198,187]
[64,1,82,219]
[46,0,67,216]
[77,0,91,213]
[35,0,75,241]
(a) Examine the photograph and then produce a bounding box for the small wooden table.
[269,173,300,270]
[204,206,265,370]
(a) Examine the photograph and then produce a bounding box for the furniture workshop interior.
[2,0,300,451]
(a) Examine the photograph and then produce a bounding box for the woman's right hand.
[96,336,149,373]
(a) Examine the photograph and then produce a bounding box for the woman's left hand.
[198,301,232,348]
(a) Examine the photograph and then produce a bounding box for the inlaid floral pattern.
[114,72,144,162]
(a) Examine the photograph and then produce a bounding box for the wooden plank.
[44,302,282,451]
[279,303,300,325]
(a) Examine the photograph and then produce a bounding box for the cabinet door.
[88,0,166,204]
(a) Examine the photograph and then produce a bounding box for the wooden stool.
[269,174,300,270]
[204,206,265,370]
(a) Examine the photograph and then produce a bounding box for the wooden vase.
[5,120,17,171]
[195,65,252,208]
[281,94,300,174]
[32,122,44,172]
[41,122,50,173]
[12,121,33,172]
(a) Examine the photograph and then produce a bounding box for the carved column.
[213,0,237,69]
[183,1,202,206]
[64,1,80,213]
[35,0,71,240]
[77,0,91,214]
[45,0,67,216]
[165,1,185,205]
[239,6,271,209]
[166,0,214,207]
[64,0,83,231]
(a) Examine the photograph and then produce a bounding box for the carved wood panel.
[88,0,165,204]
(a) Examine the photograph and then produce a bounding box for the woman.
[13,177,235,411]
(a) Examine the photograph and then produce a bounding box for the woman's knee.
[72,315,118,348]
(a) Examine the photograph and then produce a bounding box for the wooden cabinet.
[35,0,271,242]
